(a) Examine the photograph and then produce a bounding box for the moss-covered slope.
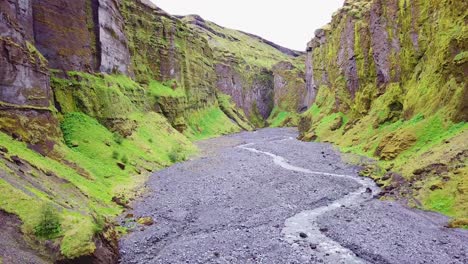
[299,0,467,226]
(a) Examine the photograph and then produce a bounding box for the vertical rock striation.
[302,0,467,120]
[0,0,59,154]
[300,0,468,223]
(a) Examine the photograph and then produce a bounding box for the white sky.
[150,0,344,51]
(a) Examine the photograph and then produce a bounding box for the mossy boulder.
[375,131,417,161]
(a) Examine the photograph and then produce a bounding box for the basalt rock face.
[98,0,132,75]
[215,61,274,123]
[183,14,306,127]
[303,0,467,119]
[300,0,467,223]
[32,0,98,72]
[273,61,307,113]
[32,0,131,74]
[0,0,60,154]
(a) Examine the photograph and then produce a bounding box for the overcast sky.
[151,0,344,51]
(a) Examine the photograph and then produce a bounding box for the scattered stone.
[319,228,329,232]
[301,132,317,142]
[329,116,344,131]
[382,173,392,181]
[125,213,134,219]
[11,155,24,166]
[365,187,372,193]
[299,232,308,238]
[12,133,22,141]
[310,243,318,250]
[137,217,154,226]
[0,146,8,153]
[112,196,130,208]
[117,162,126,170]
[214,252,220,257]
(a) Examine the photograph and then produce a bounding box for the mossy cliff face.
[183,15,307,127]
[300,0,467,224]
[0,0,60,154]
[121,1,217,107]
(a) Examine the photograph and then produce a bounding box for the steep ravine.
[0,0,466,262]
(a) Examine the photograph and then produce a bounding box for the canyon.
[0,0,466,263]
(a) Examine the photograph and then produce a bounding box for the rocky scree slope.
[0,0,304,262]
[299,0,468,227]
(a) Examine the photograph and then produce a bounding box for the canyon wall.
[183,15,307,127]
[300,0,467,225]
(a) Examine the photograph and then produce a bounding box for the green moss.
[453,51,468,65]
[25,41,48,68]
[0,107,196,258]
[52,72,140,118]
[185,106,241,141]
[267,107,299,128]
[148,80,185,98]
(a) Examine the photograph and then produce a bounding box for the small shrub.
[148,138,153,143]
[112,151,119,160]
[168,146,187,163]
[121,155,129,164]
[34,203,62,239]
[113,133,124,145]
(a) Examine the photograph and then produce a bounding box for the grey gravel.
[119,128,468,264]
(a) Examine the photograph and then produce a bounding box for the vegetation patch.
[185,106,242,141]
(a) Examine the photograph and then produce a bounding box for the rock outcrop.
[0,0,60,154]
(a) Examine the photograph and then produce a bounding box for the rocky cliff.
[183,15,307,127]
[299,0,467,226]
[0,0,306,262]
